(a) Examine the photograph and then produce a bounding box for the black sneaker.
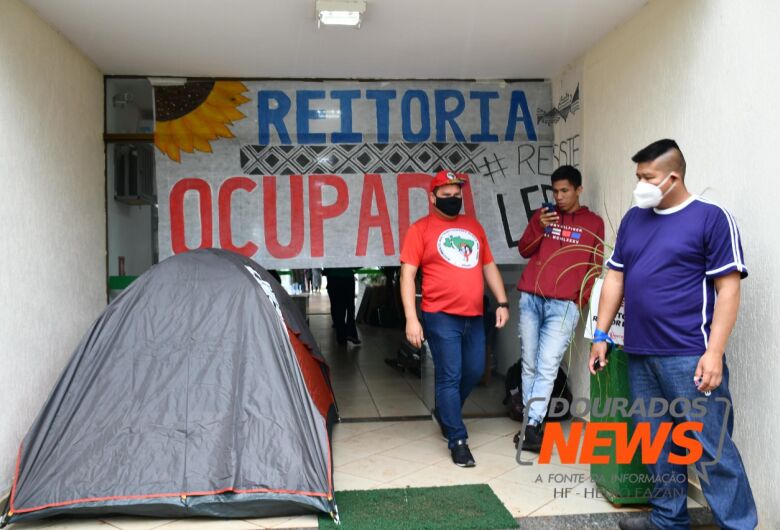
[450,439,476,467]
[432,408,447,441]
[521,423,543,452]
[618,515,660,530]
[346,335,362,345]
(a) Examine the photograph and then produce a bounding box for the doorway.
[302,270,507,421]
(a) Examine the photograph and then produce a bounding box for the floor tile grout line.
[333,469,386,485]
[379,440,522,485]
[372,449,452,467]
[333,433,419,469]
[523,496,559,518]
[103,521,185,530]
[371,455,447,486]
[491,465,560,489]
[483,484,548,520]
[337,439,441,470]
[358,362,387,418]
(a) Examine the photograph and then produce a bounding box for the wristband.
[593,329,615,346]
[497,302,509,309]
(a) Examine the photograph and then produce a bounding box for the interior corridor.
[305,289,507,420]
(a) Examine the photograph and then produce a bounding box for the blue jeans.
[422,311,485,448]
[628,354,757,530]
[518,292,578,425]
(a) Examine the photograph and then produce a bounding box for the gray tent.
[2,249,338,525]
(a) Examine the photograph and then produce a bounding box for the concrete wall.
[573,0,779,525]
[0,0,105,494]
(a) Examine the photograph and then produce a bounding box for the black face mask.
[435,196,463,216]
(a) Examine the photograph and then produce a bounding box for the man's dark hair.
[551,165,582,187]
[632,139,686,176]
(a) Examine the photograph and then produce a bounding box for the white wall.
[0,0,105,494]
[575,0,780,525]
[551,60,583,171]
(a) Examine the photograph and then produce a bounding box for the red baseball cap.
[429,170,467,192]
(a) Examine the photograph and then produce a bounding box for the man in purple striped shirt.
[590,140,757,530]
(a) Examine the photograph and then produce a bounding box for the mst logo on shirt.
[437,228,480,269]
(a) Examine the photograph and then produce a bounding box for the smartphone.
[542,202,557,214]
[592,348,611,370]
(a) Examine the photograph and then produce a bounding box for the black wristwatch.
[497,302,510,309]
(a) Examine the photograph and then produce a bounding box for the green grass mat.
[318,484,518,530]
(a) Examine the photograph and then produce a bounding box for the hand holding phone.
[540,202,559,228]
[593,348,611,370]
[590,329,615,374]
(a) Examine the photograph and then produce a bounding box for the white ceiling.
[24,0,646,79]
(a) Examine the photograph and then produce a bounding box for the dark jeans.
[327,276,357,343]
[422,311,485,448]
[628,354,757,530]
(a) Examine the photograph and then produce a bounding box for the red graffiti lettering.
[170,178,212,254]
[263,175,305,259]
[356,173,394,256]
[218,177,258,257]
[309,175,349,258]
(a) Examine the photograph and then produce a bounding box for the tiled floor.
[13,418,704,529]
[10,291,705,529]
[330,418,704,518]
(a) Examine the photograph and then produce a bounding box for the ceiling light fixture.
[147,77,188,87]
[316,0,366,28]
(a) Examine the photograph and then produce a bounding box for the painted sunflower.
[154,80,250,162]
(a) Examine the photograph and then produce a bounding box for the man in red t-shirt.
[400,170,510,467]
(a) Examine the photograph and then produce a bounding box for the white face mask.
[633,173,676,209]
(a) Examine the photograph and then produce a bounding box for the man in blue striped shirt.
[590,140,757,530]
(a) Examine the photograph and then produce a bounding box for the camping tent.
[2,249,338,525]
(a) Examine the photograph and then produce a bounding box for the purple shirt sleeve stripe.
[706,262,747,276]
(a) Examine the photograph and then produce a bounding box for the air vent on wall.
[114,144,155,205]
